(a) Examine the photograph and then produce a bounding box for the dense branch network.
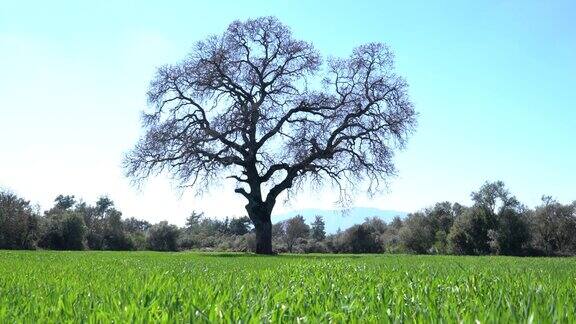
[125,16,417,214]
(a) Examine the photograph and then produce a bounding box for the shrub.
[146,221,180,251]
[39,211,87,250]
[0,191,40,249]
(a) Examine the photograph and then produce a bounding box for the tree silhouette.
[125,16,417,254]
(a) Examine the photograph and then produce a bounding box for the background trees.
[39,195,86,250]
[310,216,326,241]
[123,217,151,250]
[0,180,574,255]
[179,212,254,251]
[37,195,137,251]
[530,197,576,255]
[146,221,180,251]
[345,224,382,253]
[448,181,532,256]
[77,197,134,250]
[229,216,252,236]
[448,207,494,255]
[399,212,435,254]
[394,202,458,254]
[284,216,310,252]
[0,190,39,250]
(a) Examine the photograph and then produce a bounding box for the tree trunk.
[246,202,274,255]
[254,218,273,254]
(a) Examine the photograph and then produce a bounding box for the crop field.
[0,251,574,323]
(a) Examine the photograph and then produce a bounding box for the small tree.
[185,211,204,232]
[310,215,326,241]
[530,197,576,255]
[54,195,76,210]
[399,212,434,254]
[147,221,180,251]
[0,190,40,250]
[123,217,151,250]
[102,209,134,251]
[39,195,87,250]
[39,210,87,250]
[125,16,417,254]
[449,181,530,255]
[229,216,252,235]
[398,202,457,254]
[284,215,310,252]
[75,196,132,250]
[340,224,382,253]
[448,206,492,255]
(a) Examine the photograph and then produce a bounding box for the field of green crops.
[0,251,575,323]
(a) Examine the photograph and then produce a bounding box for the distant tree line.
[0,191,254,252]
[1,181,574,256]
[318,181,575,256]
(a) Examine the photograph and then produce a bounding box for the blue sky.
[1,1,575,224]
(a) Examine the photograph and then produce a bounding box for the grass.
[0,251,574,323]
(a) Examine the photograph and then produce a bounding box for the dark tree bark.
[124,17,417,254]
[253,216,273,254]
[244,196,274,254]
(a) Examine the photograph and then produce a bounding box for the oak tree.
[125,17,417,254]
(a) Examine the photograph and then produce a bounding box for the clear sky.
[1,1,575,225]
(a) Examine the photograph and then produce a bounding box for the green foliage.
[39,195,137,251]
[101,210,135,251]
[1,181,574,256]
[79,196,134,250]
[123,217,151,250]
[284,215,310,252]
[185,211,204,230]
[0,251,574,322]
[489,209,531,255]
[54,194,76,210]
[381,216,403,252]
[0,190,39,249]
[310,215,326,241]
[449,206,494,255]
[39,210,87,250]
[228,216,251,236]
[399,212,435,254]
[146,221,180,251]
[339,224,383,253]
[529,197,576,255]
[179,213,252,251]
[449,181,533,256]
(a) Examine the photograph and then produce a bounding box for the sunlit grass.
[0,251,574,322]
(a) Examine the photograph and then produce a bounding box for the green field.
[0,251,574,323]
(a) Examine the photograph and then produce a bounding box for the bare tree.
[125,17,417,254]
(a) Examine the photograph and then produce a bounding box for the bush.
[399,212,435,254]
[529,198,576,256]
[448,207,490,255]
[39,211,87,250]
[340,224,383,253]
[146,221,180,251]
[488,209,531,255]
[0,191,40,249]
